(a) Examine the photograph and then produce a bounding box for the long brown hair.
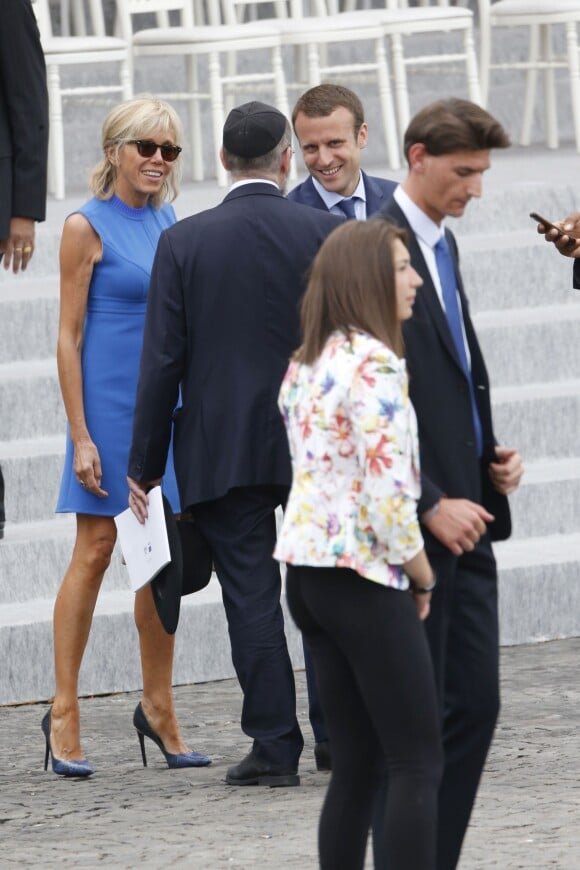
[297,220,409,365]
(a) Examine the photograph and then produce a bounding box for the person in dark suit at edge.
[372,98,524,870]
[127,101,342,786]
[0,0,49,540]
[287,84,396,768]
[288,84,396,221]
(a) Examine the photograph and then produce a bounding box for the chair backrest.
[121,0,195,31]
[219,0,306,26]
[34,0,110,38]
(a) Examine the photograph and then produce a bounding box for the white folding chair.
[35,0,131,199]
[478,0,580,152]
[219,0,402,169]
[117,0,291,186]
[327,0,481,147]
[34,0,131,200]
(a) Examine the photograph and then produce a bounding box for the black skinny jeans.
[286,565,443,870]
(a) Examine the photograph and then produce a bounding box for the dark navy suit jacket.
[287,170,396,218]
[574,259,580,289]
[128,183,341,509]
[0,0,48,239]
[377,198,511,545]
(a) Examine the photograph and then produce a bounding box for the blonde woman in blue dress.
[275,219,443,869]
[46,97,210,776]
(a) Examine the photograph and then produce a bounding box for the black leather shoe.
[225,751,300,787]
[314,741,332,772]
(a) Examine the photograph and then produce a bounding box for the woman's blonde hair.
[297,219,409,364]
[90,95,184,207]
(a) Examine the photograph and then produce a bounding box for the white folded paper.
[114,486,171,592]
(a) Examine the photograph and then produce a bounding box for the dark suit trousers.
[373,534,500,870]
[190,485,303,769]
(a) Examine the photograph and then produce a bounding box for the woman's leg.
[287,566,382,870]
[288,565,443,870]
[134,583,190,754]
[51,514,116,760]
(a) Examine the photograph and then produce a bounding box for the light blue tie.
[434,235,483,456]
[336,197,358,220]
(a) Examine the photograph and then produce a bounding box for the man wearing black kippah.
[128,101,341,786]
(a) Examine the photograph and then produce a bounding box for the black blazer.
[0,0,49,239]
[377,199,511,545]
[128,183,342,508]
[574,259,579,289]
[287,170,397,218]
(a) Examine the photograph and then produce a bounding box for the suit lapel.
[300,177,329,211]
[362,172,385,217]
[386,201,465,372]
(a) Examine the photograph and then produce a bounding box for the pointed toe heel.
[41,709,94,777]
[133,702,211,769]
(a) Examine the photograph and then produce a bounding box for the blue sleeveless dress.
[56,194,180,516]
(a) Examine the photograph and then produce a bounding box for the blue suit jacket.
[377,197,511,544]
[287,171,397,218]
[128,183,342,508]
[574,259,579,289]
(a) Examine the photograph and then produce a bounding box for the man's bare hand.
[127,476,161,524]
[1,217,35,273]
[423,498,494,556]
[489,447,524,496]
[537,211,580,258]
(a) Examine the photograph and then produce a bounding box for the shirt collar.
[229,178,280,192]
[311,173,366,210]
[393,185,445,248]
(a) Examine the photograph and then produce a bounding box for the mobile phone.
[529,212,564,238]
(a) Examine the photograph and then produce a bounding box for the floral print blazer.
[274,329,424,589]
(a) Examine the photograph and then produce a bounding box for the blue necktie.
[434,235,483,456]
[336,197,359,220]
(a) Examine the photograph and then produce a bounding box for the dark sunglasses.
[127,139,182,162]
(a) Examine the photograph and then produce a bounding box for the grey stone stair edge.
[0,579,304,706]
[2,542,580,704]
[473,301,580,328]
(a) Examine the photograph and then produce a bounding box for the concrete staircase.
[2,15,580,702]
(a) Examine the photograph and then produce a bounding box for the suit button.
[465,440,474,448]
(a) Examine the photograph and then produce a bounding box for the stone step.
[495,532,580,646]
[492,379,580,462]
[0,359,64,440]
[0,436,64,524]
[460,232,577,315]
[2,528,579,704]
[0,278,59,364]
[1,450,578,608]
[509,457,580,539]
[474,303,580,388]
[0,517,126,606]
[0,575,306,706]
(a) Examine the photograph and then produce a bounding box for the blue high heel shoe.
[133,702,211,769]
[41,709,94,777]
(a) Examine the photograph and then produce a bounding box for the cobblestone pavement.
[1,638,579,869]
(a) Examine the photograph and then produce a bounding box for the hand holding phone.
[529,212,564,238]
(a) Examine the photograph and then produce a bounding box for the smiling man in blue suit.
[288,84,396,220]
[288,85,396,769]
